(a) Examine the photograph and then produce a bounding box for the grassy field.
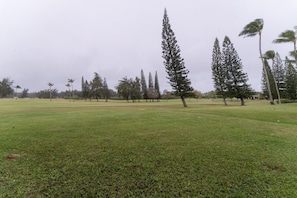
[1,98,297,197]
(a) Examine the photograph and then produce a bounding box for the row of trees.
[116,70,161,102]
[0,77,28,98]
[81,73,110,102]
[211,36,253,105]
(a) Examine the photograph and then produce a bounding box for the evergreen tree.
[102,78,109,102]
[284,57,297,100]
[148,72,153,89]
[161,9,193,107]
[20,88,29,98]
[116,77,131,102]
[81,76,84,93]
[222,36,253,105]
[91,72,103,101]
[0,78,14,98]
[211,38,228,105]
[131,77,141,102]
[272,52,286,98]
[140,69,148,100]
[154,71,161,100]
[84,80,92,101]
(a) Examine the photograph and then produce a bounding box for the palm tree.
[68,79,75,101]
[65,83,71,101]
[239,18,274,105]
[263,50,281,104]
[48,82,54,101]
[273,27,297,66]
[15,85,21,99]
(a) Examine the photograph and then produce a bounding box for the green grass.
[1,98,297,197]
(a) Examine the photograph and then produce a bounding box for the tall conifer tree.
[222,36,253,105]
[211,38,228,105]
[284,57,297,100]
[154,71,161,100]
[140,69,148,100]
[148,72,153,88]
[272,52,286,98]
[161,9,193,107]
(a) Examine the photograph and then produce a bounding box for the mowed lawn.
[1,99,297,197]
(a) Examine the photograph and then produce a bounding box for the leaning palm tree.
[263,50,281,104]
[68,79,75,101]
[65,83,71,101]
[239,18,274,105]
[15,85,21,99]
[48,82,54,101]
[273,27,297,66]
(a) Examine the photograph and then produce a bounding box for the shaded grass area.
[1,99,297,197]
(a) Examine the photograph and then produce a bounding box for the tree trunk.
[259,32,274,105]
[223,97,227,106]
[240,97,245,106]
[181,95,187,107]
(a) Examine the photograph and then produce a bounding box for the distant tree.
[273,27,297,66]
[154,71,161,100]
[147,87,158,101]
[222,36,253,105]
[239,18,274,105]
[20,88,29,98]
[148,72,153,89]
[83,80,91,101]
[162,89,171,100]
[68,79,75,101]
[65,83,71,100]
[116,77,142,102]
[37,88,58,99]
[91,73,103,102]
[102,78,110,102]
[15,85,21,99]
[116,77,131,101]
[147,72,154,101]
[140,70,148,100]
[0,78,14,98]
[284,57,297,100]
[48,82,54,101]
[211,37,228,105]
[205,90,217,99]
[131,77,141,102]
[81,76,84,93]
[193,90,203,101]
[161,9,193,107]
[108,89,117,98]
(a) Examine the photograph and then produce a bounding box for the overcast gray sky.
[1,0,296,93]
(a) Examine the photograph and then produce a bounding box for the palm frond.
[239,19,263,37]
[263,50,275,59]
[273,30,296,43]
[289,50,297,60]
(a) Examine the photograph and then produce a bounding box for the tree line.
[2,11,297,107]
[115,70,161,102]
